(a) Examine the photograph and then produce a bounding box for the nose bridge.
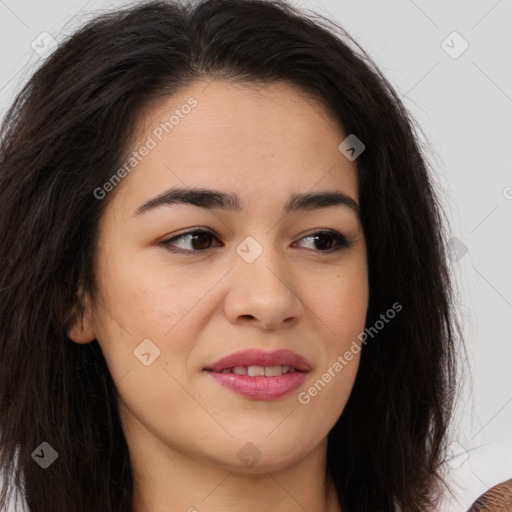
[225,233,304,328]
[235,233,286,287]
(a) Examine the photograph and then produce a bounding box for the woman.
[0,0,462,510]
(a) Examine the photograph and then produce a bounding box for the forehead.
[109,79,358,215]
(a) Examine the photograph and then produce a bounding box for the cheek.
[292,262,367,409]
[94,242,211,337]
[93,282,203,382]
[295,274,366,430]
[91,268,211,432]
[311,264,368,345]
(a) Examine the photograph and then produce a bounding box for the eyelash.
[159,228,351,255]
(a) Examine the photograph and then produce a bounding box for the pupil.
[192,233,211,250]
[315,234,332,250]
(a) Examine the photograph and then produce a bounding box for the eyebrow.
[133,187,360,218]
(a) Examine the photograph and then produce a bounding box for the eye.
[293,230,351,252]
[160,228,351,255]
[160,229,222,254]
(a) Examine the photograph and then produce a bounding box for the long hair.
[0,1,461,510]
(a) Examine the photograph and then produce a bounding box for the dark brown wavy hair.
[0,0,462,510]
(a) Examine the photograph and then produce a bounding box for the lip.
[203,349,311,401]
[203,348,312,372]
[206,371,308,400]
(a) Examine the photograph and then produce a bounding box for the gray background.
[1,0,511,510]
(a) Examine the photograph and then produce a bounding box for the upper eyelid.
[160,229,221,251]
[165,227,345,240]
[168,229,221,245]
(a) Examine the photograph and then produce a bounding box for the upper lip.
[204,349,311,372]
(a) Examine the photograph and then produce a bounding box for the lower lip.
[205,370,308,400]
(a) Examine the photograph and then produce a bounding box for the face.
[70,79,368,474]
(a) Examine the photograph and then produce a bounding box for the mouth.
[209,364,301,377]
[203,349,311,400]
[203,348,311,373]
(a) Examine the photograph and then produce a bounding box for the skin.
[68,79,368,512]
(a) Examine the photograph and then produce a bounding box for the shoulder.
[467,478,512,512]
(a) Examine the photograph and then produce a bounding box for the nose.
[223,243,305,330]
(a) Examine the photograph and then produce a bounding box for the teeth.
[264,365,284,377]
[219,365,296,376]
[248,365,265,377]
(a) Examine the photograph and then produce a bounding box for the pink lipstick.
[203,349,311,400]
